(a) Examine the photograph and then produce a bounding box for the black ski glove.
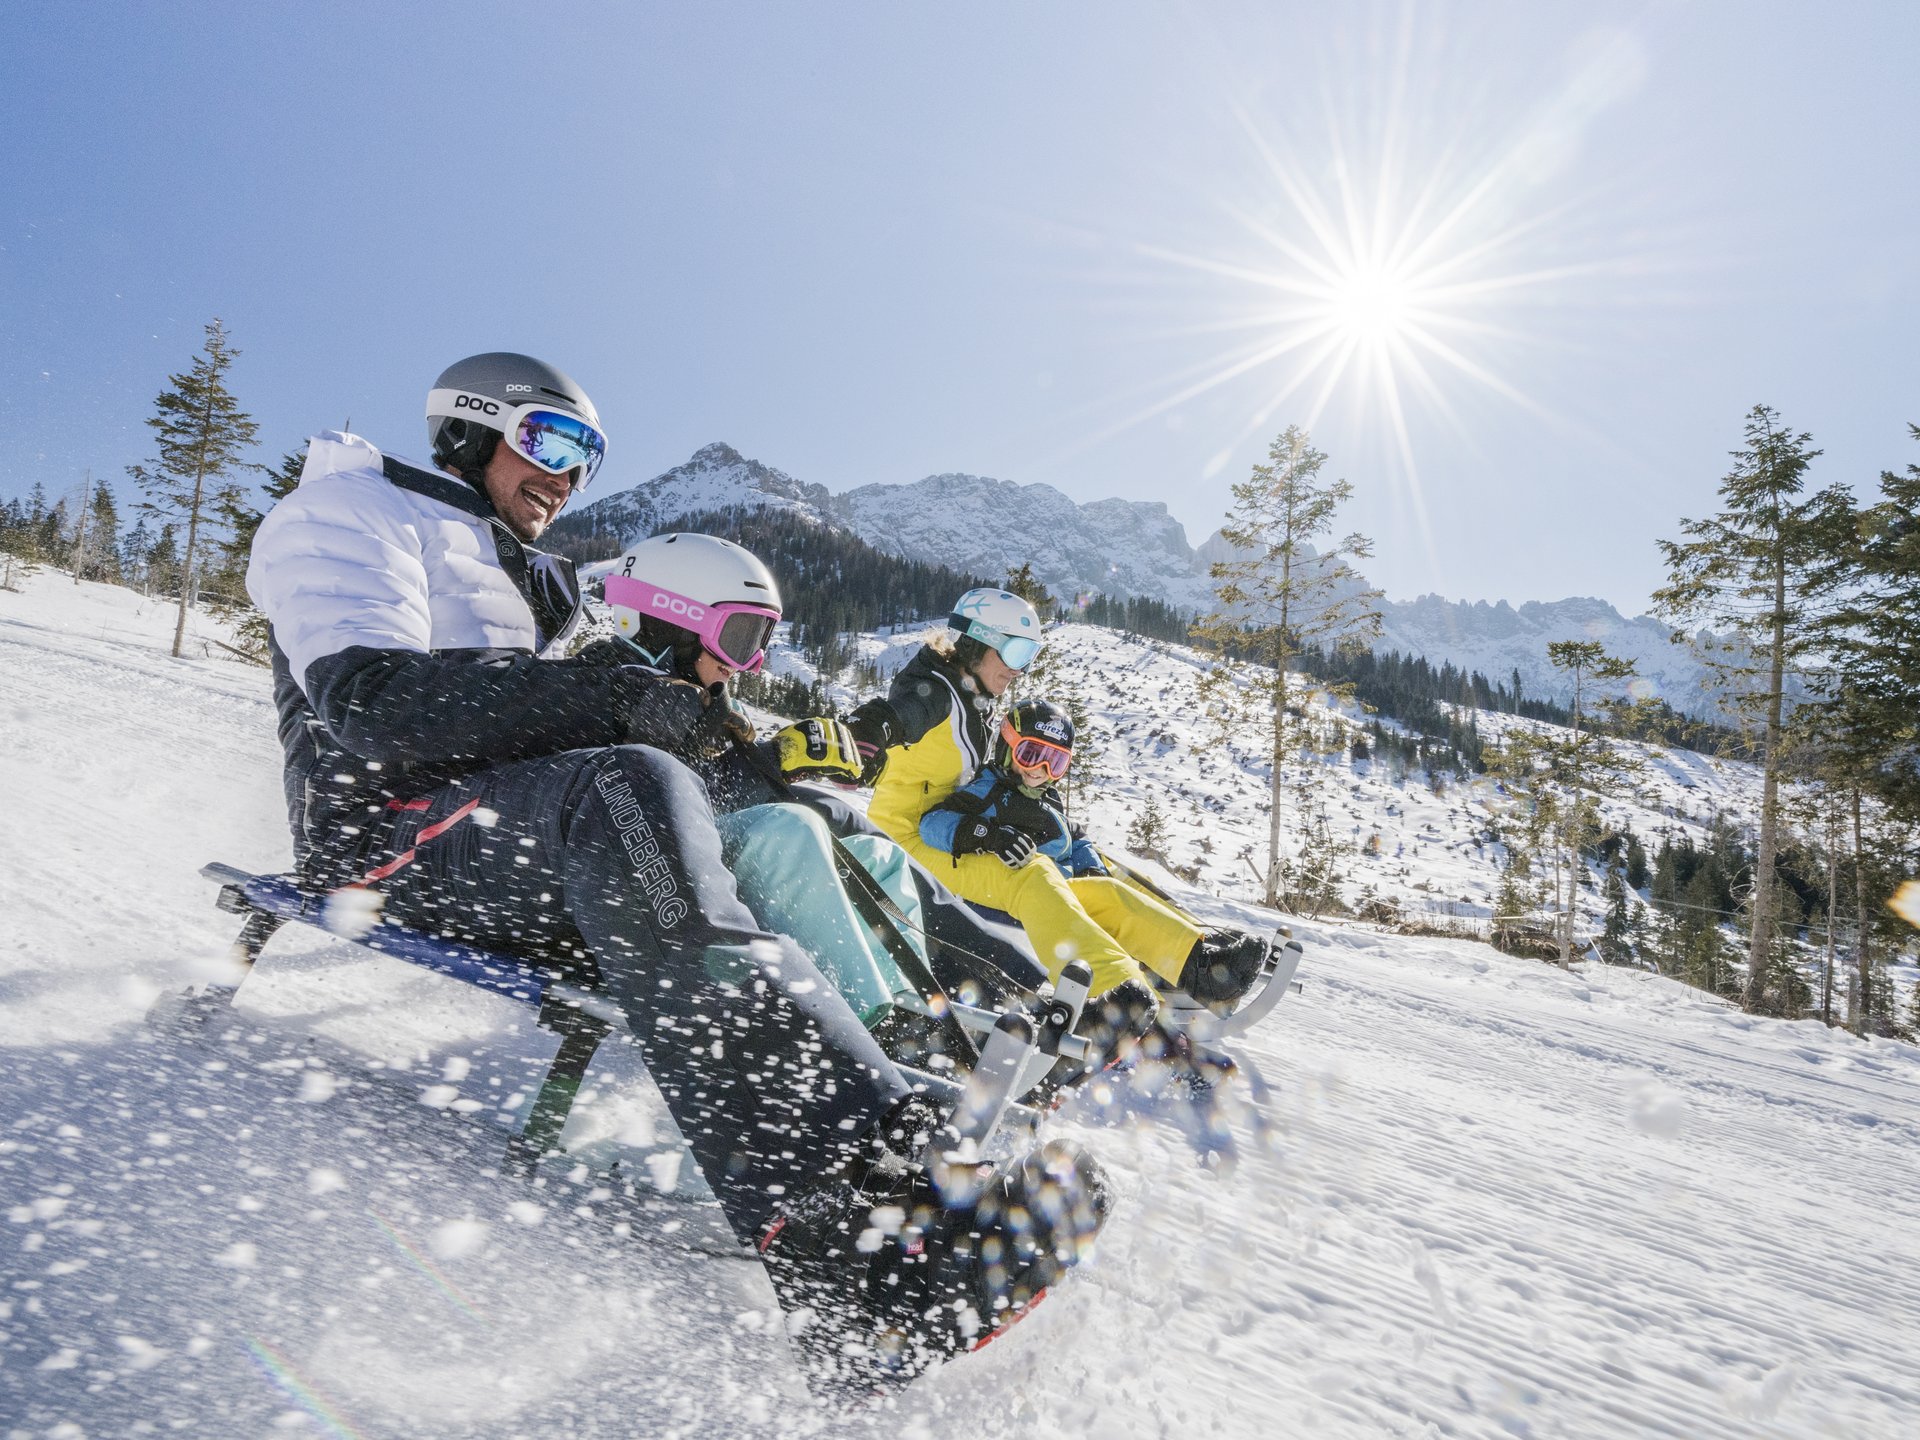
[952,819,1038,867]
[681,682,755,761]
[843,697,901,785]
[622,677,712,748]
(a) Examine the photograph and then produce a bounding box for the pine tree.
[126,319,262,657]
[1599,863,1640,964]
[202,448,303,659]
[74,478,122,583]
[1540,641,1640,964]
[1001,561,1056,620]
[1126,792,1169,862]
[1817,425,1920,1029]
[201,447,301,652]
[1624,831,1649,890]
[1652,404,1854,1013]
[0,496,43,590]
[1052,676,1103,816]
[36,498,69,562]
[1492,853,1533,955]
[119,516,154,591]
[145,524,181,598]
[1194,426,1381,908]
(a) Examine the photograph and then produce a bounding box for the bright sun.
[1056,14,1651,542]
[1326,264,1416,346]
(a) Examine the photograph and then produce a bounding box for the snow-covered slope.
[1035,624,1749,935]
[7,572,1919,1437]
[787,621,1774,955]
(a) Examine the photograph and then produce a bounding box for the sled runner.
[188,861,1084,1181]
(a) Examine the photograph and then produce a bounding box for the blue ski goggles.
[958,619,1042,671]
[509,407,608,489]
[428,388,609,489]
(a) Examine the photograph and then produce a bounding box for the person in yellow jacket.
[845,590,1267,1038]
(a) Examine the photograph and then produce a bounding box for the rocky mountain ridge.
[561,442,1718,715]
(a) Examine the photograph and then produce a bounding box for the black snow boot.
[1177,930,1269,1012]
[1074,976,1161,1066]
[758,1124,1112,1401]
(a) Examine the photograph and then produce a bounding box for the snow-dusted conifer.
[126,318,262,658]
[1653,404,1852,1013]
[1194,426,1381,909]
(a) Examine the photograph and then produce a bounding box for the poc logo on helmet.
[651,594,707,622]
[504,383,533,394]
[454,394,501,416]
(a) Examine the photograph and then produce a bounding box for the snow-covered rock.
[829,473,1211,611]
[1378,592,1721,717]
[565,441,833,541]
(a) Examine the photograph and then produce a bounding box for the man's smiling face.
[479,444,574,541]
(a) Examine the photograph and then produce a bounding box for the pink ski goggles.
[604,574,780,671]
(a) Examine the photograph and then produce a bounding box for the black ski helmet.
[425,351,604,482]
[995,698,1075,774]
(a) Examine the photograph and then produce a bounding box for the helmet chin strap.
[432,421,500,503]
[615,628,707,681]
[612,632,675,672]
[461,430,500,504]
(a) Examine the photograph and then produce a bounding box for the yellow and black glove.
[775,716,863,784]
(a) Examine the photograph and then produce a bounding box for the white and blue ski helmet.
[949,587,1043,671]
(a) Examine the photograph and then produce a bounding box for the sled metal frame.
[196,862,1050,1178]
[1158,938,1306,1042]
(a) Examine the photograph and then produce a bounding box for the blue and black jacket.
[919,765,1107,877]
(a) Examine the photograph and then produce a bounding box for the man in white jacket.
[245,352,1106,1396]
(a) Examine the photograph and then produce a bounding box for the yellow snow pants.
[896,834,1201,997]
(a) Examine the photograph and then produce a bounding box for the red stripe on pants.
[359,798,482,885]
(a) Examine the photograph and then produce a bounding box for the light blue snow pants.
[716,802,926,1025]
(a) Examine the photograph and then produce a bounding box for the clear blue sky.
[2,1,1914,613]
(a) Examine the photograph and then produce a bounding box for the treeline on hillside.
[1588,818,1912,1031]
[572,505,989,656]
[1292,644,1741,763]
[1055,589,1740,764]
[1074,591,1193,643]
[0,479,233,607]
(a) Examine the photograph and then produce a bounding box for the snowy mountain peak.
[560,442,832,545]
[828,471,1209,607]
[1377,592,1712,713]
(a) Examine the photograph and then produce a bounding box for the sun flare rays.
[1047,13,1654,573]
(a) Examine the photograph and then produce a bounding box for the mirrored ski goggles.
[604,574,781,671]
[960,620,1042,672]
[511,408,607,488]
[1004,725,1072,778]
[428,389,609,489]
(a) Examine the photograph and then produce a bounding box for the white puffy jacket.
[249,431,573,691]
[245,432,706,872]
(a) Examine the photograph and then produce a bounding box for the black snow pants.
[362,744,909,1242]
